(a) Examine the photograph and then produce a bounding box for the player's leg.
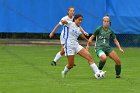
[51,45,64,66]
[77,47,99,74]
[108,50,121,78]
[97,50,107,70]
[61,45,75,78]
[61,55,74,78]
[51,35,65,66]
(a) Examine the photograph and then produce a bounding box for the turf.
[0,45,139,93]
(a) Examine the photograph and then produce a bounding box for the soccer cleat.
[116,75,121,78]
[51,61,56,66]
[61,71,66,78]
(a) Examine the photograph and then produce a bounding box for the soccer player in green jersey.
[87,16,124,78]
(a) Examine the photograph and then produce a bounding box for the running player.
[87,15,124,78]
[49,7,88,66]
[60,14,104,79]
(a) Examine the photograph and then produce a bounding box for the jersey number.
[103,39,106,44]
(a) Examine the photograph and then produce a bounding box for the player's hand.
[61,20,68,24]
[119,48,124,53]
[49,32,54,38]
[88,39,92,44]
[85,45,89,51]
[84,32,89,36]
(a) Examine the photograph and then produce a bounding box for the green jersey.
[93,26,116,48]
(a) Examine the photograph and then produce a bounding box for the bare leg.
[78,48,99,73]
[108,50,121,65]
[67,55,75,69]
[61,55,74,78]
[60,45,65,56]
[98,53,107,70]
[78,48,94,64]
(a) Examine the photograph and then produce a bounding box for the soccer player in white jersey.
[49,7,88,66]
[60,14,104,79]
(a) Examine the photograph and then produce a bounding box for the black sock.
[98,60,106,70]
[115,65,121,76]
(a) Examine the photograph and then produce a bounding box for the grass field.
[0,45,139,93]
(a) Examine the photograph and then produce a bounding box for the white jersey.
[64,22,83,56]
[65,22,82,44]
[59,15,74,44]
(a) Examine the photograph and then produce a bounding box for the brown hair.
[68,6,75,11]
[73,14,83,22]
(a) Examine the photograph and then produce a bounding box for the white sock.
[53,51,62,62]
[63,66,70,75]
[90,63,99,74]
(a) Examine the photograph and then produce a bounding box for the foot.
[74,64,76,66]
[101,70,106,77]
[61,71,66,78]
[94,70,106,79]
[51,61,56,66]
[116,75,121,78]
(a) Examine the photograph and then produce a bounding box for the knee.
[101,55,107,62]
[115,59,121,65]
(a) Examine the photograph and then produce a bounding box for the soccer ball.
[94,70,106,79]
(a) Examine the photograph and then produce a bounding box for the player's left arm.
[114,38,124,53]
[111,30,124,53]
[79,26,89,36]
[80,34,88,42]
[80,34,89,50]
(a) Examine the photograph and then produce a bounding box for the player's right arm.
[49,23,61,38]
[49,16,67,38]
[88,35,95,45]
[61,20,72,25]
[86,26,100,50]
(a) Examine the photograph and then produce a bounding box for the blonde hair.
[103,15,111,26]
[103,16,110,21]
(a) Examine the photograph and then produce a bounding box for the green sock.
[115,65,121,76]
[98,60,106,70]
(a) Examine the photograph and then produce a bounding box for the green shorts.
[95,47,113,57]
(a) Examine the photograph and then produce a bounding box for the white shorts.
[64,44,83,56]
[60,35,65,45]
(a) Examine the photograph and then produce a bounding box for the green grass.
[0,45,139,93]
